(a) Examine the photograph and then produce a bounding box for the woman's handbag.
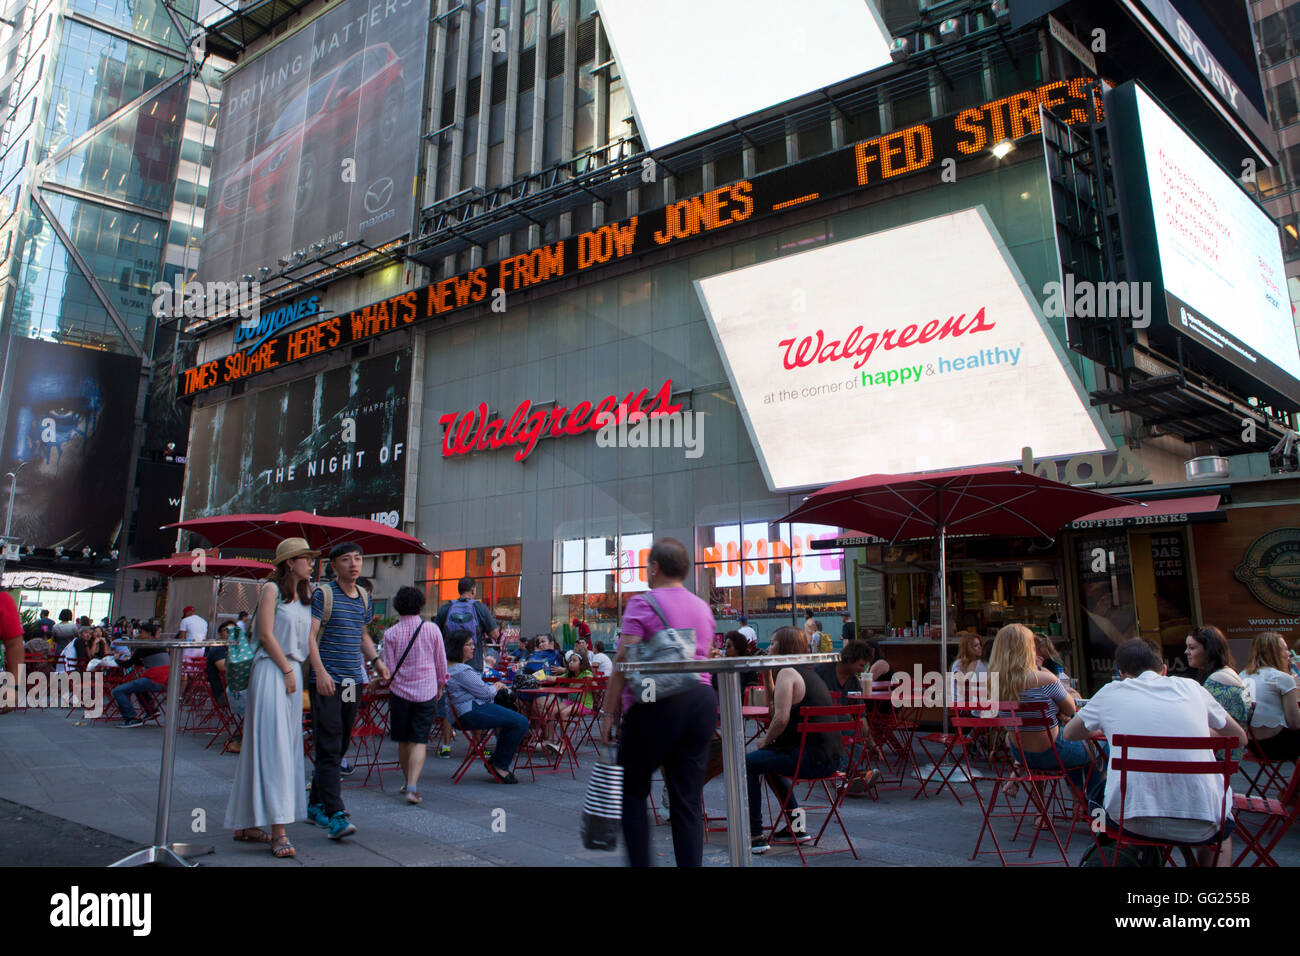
[623,592,698,702]
[580,744,623,851]
[225,606,259,694]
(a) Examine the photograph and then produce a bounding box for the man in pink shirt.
[381,586,448,804]
[600,538,717,867]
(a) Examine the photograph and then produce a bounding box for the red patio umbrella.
[124,554,274,579]
[780,466,1140,728]
[165,511,431,555]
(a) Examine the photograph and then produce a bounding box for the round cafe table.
[110,638,228,867]
[614,652,838,868]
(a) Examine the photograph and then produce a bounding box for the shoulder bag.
[623,591,699,703]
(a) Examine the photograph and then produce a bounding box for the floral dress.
[1204,669,1250,760]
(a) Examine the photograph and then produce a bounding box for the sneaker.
[750,834,770,855]
[543,740,563,757]
[437,745,452,758]
[326,811,356,840]
[120,718,144,728]
[339,759,355,777]
[772,826,813,844]
[305,803,329,827]
[847,769,880,797]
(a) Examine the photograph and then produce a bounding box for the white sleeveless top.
[254,585,312,662]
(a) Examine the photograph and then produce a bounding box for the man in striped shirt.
[307,542,389,840]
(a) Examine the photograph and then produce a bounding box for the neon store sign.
[439,379,681,462]
[559,524,842,595]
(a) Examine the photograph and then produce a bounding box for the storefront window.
[417,544,522,638]
[695,521,845,644]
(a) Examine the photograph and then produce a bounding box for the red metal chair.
[1239,726,1293,800]
[760,703,865,865]
[1233,759,1300,866]
[355,688,401,787]
[865,690,924,790]
[1100,733,1236,866]
[446,695,499,785]
[1014,699,1106,852]
[952,710,1070,866]
[570,676,607,752]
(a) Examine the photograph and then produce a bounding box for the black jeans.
[618,682,716,867]
[309,683,358,816]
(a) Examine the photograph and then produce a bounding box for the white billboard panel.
[1134,85,1300,388]
[595,0,893,150]
[695,207,1112,491]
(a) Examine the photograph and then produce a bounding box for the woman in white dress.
[225,537,316,858]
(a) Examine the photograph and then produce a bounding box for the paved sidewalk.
[0,706,1294,867]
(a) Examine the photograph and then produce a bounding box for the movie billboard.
[182,349,410,523]
[198,0,428,284]
[1,337,142,551]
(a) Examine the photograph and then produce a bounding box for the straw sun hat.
[272,537,319,565]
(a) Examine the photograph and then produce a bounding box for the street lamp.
[0,461,27,578]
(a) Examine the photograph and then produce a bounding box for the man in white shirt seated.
[588,641,613,679]
[1061,638,1247,866]
[179,605,208,662]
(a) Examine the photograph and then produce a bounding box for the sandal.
[405,789,422,805]
[233,827,272,843]
[271,836,295,858]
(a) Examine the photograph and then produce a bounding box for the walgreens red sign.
[439,380,681,462]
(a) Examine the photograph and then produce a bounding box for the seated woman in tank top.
[989,623,1106,808]
[747,626,845,855]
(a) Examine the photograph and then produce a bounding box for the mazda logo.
[364,177,394,213]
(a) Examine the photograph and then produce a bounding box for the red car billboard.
[200,0,427,285]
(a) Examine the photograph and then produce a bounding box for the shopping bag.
[580,744,623,851]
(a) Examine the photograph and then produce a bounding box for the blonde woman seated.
[989,623,1105,807]
[1243,631,1300,762]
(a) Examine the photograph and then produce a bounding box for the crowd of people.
[10,529,1297,871]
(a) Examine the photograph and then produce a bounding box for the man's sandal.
[233,828,271,843]
[271,836,296,858]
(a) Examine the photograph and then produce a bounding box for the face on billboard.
[199,0,427,284]
[595,0,892,150]
[183,350,410,521]
[2,337,141,551]
[1132,85,1300,393]
[695,207,1112,491]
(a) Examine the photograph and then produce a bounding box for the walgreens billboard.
[199,0,428,284]
[695,207,1112,491]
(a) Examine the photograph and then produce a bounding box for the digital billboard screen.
[183,349,410,524]
[695,207,1111,491]
[1113,83,1300,406]
[1,337,141,551]
[595,0,893,150]
[199,0,428,285]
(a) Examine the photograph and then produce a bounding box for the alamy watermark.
[0,667,104,717]
[151,279,261,322]
[594,405,704,459]
[890,666,1000,709]
[1041,274,1152,328]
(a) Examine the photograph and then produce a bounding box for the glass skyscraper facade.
[0,0,220,357]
